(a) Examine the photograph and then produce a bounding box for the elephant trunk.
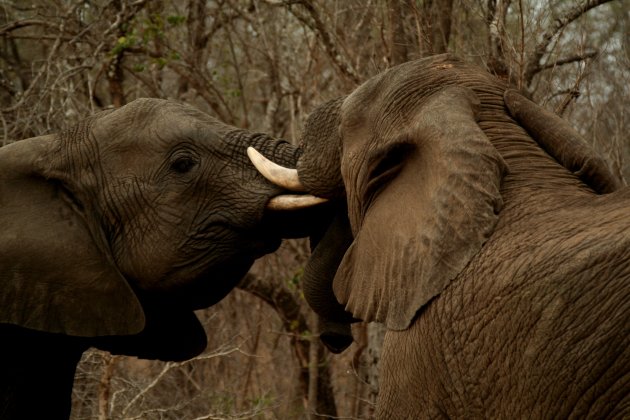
[295,97,346,199]
[237,112,355,354]
[302,209,356,352]
[319,318,353,354]
[245,131,302,169]
[503,90,623,194]
[220,128,302,176]
[247,147,306,192]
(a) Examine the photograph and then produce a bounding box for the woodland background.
[1,0,628,419]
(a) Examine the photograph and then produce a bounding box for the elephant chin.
[260,200,337,239]
[143,253,269,311]
[187,259,261,309]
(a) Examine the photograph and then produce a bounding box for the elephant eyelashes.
[170,156,197,174]
[55,180,86,213]
[364,142,415,202]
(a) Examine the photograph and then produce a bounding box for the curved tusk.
[247,147,307,192]
[267,194,328,211]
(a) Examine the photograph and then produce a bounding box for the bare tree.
[1,1,626,418]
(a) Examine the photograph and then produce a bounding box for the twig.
[517,0,525,89]
[224,13,249,128]
[523,0,613,84]
[538,50,599,71]
[121,345,244,417]
[0,111,8,145]
[277,0,360,84]
[2,21,64,113]
[0,18,56,36]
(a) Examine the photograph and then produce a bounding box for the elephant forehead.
[100,98,173,127]
[93,98,229,143]
[92,111,224,160]
[340,60,465,142]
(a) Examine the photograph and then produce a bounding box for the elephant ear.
[335,86,507,331]
[504,89,622,193]
[0,135,145,337]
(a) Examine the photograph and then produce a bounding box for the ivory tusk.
[267,194,328,211]
[247,147,307,192]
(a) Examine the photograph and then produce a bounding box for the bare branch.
[517,0,526,89]
[0,19,56,36]
[524,0,614,84]
[486,0,511,78]
[278,0,360,84]
[422,0,455,55]
[387,0,408,66]
[168,61,236,124]
[538,50,599,71]
[121,345,245,417]
[1,21,65,112]
[224,14,249,128]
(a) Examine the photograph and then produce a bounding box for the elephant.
[249,54,630,418]
[0,99,330,419]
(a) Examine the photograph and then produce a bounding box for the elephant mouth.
[260,200,336,239]
[247,147,328,211]
[247,146,340,239]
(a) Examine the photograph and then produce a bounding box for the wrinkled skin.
[0,99,324,419]
[295,55,629,418]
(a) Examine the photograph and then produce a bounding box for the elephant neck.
[484,122,594,210]
[453,63,598,203]
[0,325,87,419]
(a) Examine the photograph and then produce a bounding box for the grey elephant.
[0,100,327,419]
[250,54,630,418]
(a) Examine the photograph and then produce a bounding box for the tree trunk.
[421,0,454,54]
[486,0,511,79]
[366,323,385,409]
[97,353,117,420]
[238,272,338,418]
[388,0,409,66]
[307,315,320,419]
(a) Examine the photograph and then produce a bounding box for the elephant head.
[249,54,622,342]
[0,98,324,360]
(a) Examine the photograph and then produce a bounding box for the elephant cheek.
[114,245,181,294]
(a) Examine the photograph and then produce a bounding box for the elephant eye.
[368,142,414,181]
[171,156,197,174]
[364,142,415,203]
